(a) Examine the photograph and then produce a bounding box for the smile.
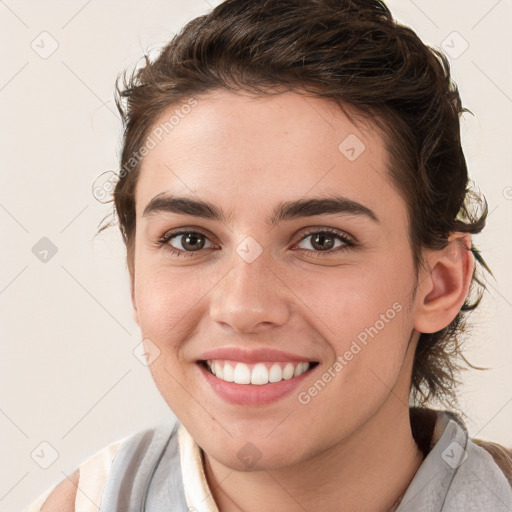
[203,359,317,385]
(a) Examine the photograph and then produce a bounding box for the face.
[131,89,421,470]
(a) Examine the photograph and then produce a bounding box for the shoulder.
[472,438,512,485]
[23,436,128,512]
[22,468,80,512]
[39,469,80,512]
[443,436,512,510]
[24,424,179,512]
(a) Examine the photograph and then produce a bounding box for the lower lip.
[198,362,317,406]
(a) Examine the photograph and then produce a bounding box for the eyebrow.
[142,193,380,225]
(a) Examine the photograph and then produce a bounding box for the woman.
[24,0,512,510]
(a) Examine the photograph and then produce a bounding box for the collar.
[178,424,220,512]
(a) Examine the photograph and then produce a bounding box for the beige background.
[0,0,511,510]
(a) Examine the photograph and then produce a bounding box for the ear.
[413,233,474,334]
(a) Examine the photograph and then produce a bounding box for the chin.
[202,436,311,472]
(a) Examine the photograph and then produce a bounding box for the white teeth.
[205,360,311,385]
[293,362,308,377]
[268,363,282,383]
[233,362,251,384]
[223,363,234,382]
[282,363,295,380]
[251,363,269,385]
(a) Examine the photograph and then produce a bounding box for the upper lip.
[196,347,317,364]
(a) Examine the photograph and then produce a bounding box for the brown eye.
[296,230,352,253]
[309,232,337,251]
[168,232,211,252]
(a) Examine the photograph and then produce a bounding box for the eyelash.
[156,227,356,259]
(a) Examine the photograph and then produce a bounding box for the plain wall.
[1,1,511,510]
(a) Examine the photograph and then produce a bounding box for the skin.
[130,89,474,511]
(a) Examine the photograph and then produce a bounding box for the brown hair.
[104,0,492,412]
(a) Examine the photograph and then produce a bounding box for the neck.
[204,397,424,512]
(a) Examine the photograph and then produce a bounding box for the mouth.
[199,359,320,385]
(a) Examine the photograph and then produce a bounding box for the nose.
[209,250,291,335]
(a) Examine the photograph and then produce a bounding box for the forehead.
[135,89,405,227]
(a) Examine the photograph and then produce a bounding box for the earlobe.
[414,234,474,334]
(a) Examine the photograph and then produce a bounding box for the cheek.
[133,262,215,348]
[295,260,410,334]
[292,260,414,384]
[288,278,413,441]
[133,264,210,413]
